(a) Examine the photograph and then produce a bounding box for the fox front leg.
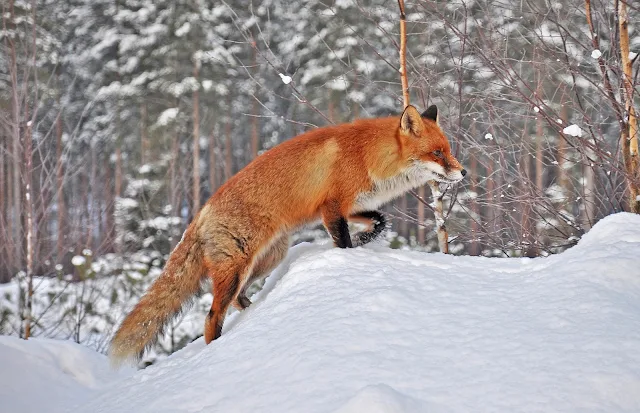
[321,202,353,248]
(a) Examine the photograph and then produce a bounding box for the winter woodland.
[0,0,638,355]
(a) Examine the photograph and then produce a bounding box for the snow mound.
[0,336,130,413]
[333,384,448,413]
[11,213,640,413]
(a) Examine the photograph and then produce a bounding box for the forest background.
[0,0,638,352]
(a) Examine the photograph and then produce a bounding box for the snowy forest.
[1,0,639,354]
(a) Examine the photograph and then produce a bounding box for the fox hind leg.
[204,259,250,344]
[233,234,290,311]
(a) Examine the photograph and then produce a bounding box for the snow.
[591,49,602,59]
[563,124,583,137]
[156,108,179,126]
[138,164,152,174]
[4,213,640,413]
[71,255,86,266]
[348,90,366,103]
[279,73,292,85]
[484,133,493,140]
[333,384,441,413]
[0,336,130,413]
[201,79,213,91]
[174,22,191,37]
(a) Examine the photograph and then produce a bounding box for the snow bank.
[0,336,131,413]
[65,212,640,413]
[3,213,640,413]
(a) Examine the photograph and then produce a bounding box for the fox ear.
[421,105,438,123]
[400,105,423,136]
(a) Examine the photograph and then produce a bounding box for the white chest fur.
[354,162,440,212]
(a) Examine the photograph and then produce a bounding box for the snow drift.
[4,213,640,413]
[0,336,130,413]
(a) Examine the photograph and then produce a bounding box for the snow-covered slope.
[0,336,130,413]
[4,213,640,413]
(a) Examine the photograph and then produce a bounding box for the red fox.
[109,104,466,365]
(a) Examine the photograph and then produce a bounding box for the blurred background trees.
[1,0,638,283]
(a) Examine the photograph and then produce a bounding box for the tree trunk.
[535,82,544,247]
[486,157,496,236]
[56,102,65,262]
[209,132,217,194]
[251,44,259,160]
[397,0,410,106]
[417,185,426,245]
[0,137,3,221]
[469,147,480,255]
[521,135,536,257]
[192,62,201,213]
[0,135,5,273]
[352,74,360,119]
[4,143,13,275]
[33,150,48,276]
[87,142,98,250]
[582,149,597,229]
[114,138,122,251]
[618,0,640,213]
[397,0,448,252]
[8,0,22,267]
[140,101,148,165]
[170,131,180,220]
[430,182,449,253]
[535,120,544,195]
[115,139,123,200]
[225,94,233,181]
[23,121,34,339]
[399,194,408,239]
[558,100,569,196]
[251,98,259,160]
[23,0,37,324]
[80,168,90,257]
[7,151,15,273]
[327,91,335,124]
[104,157,115,253]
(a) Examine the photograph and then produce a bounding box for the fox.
[108,104,466,365]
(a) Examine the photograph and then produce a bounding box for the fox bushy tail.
[109,225,205,366]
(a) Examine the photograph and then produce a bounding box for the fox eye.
[433,150,444,159]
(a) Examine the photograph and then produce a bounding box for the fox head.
[397,105,466,184]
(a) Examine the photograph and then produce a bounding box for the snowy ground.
[2,213,640,413]
[0,336,132,413]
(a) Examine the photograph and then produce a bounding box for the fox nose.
[461,169,467,177]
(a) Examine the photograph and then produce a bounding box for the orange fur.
[108,105,465,365]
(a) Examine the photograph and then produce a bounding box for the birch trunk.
[23,121,34,339]
[397,0,448,252]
